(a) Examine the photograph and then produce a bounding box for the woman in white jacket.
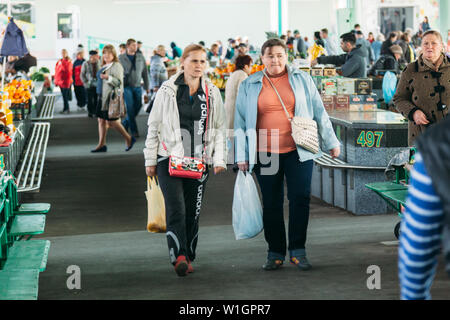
[144,44,227,277]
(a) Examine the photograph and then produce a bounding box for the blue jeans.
[123,86,142,135]
[254,151,313,261]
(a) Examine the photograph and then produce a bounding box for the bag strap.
[262,70,292,121]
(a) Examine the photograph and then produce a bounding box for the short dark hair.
[340,32,356,45]
[137,41,142,45]
[389,32,397,39]
[355,30,363,36]
[235,55,253,71]
[321,28,329,35]
[261,38,287,56]
[354,24,360,28]
[126,38,136,46]
[119,43,126,49]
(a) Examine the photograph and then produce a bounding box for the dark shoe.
[88,113,93,118]
[59,110,70,115]
[125,137,136,152]
[91,146,107,153]
[174,255,188,277]
[262,259,284,271]
[290,256,312,271]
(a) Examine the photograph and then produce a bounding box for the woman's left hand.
[214,167,226,175]
[329,147,340,159]
[100,73,108,80]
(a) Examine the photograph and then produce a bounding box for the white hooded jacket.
[144,71,228,168]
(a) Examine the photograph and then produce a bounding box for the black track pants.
[157,159,209,264]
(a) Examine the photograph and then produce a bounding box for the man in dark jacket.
[312,32,367,78]
[119,38,150,138]
[368,44,403,76]
[355,30,375,65]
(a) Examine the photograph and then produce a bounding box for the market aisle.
[21,96,449,300]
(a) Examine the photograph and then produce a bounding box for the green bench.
[0,171,51,300]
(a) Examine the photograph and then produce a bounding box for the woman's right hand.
[146,166,157,177]
[237,162,249,172]
[413,110,430,125]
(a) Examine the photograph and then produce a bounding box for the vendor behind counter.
[312,32,367,78]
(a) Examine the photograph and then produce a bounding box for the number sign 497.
[357,131,384,148]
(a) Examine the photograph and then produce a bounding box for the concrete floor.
[22,96,449,300]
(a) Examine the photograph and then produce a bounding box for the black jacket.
[317,45,367,78]
[368,52,400,76]
[416,116,450,276]
[381,39,394,55]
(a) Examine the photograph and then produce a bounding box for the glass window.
[57,13,73,39]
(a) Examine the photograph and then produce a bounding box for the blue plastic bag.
[232,171,263,240]
[382,71,398,104]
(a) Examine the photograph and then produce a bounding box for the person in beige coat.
[394,30,449,146]
[224,55,253,135]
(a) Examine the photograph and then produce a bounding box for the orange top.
[257,71,296,154]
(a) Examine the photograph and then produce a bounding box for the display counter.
[311,109,409,215]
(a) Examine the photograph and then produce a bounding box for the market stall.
[302,65,409,215]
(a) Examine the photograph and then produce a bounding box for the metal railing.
[314,154,385,170]
[32,94,57,121]
[15,123,51,193]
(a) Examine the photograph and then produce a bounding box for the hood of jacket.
[348,45,367,59]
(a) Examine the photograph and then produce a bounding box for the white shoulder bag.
[262,71,320,154]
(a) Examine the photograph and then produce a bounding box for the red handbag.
[162,84,210,180]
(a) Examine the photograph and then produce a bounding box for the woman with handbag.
[144,44,227,277]
[92,45,136,153]
[234,38,340,271]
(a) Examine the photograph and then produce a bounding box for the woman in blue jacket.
[234,38,340,271]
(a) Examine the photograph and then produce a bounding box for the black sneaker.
[290,256,312,271]
[262,259,284,271]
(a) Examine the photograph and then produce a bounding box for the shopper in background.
[224,55,252,135]
[119,38,150,138]
[420,16,431,33]
[368,44,403,76]
[394,30,449,146]
[54,49,73,115]
[170,42,183,59]
[150,45,168,94]
[320,28,339,56]
[398,32,415,64]
[231,43,249,63]
[144,44,227,277]
[314,31,325,48]
[293,30,307,58]
[92,45,135,153]
[398,116,449,300]
[207,43,220,61]
[73,48,87,111]
[234,38,340,272]
[286,30,294,45]
[381,32,398,55]
[355,30,375,65]
[304,36,312,51]
[312,32,367,78]
[412,31,423,49]
[119,43,126,55]
[367,32,375,44]
[81,50,101,118]
[372,34,385,61]
[137,41,143,54]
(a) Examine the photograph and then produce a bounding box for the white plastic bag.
[232,171,263,240]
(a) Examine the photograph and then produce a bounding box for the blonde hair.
[154,45,165,56]
[181,44,206,61]
[102,45,119,66]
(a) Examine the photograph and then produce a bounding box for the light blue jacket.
[234,66,340,173]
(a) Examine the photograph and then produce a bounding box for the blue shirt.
[399,152,444,300]
[96,67,106,96]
